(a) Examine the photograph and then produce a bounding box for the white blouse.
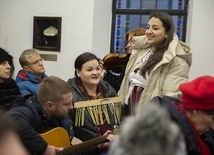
[125,49,153,104]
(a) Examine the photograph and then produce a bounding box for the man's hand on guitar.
[98,130,115,151]
[71,136,83,145]
[42,145,63,155]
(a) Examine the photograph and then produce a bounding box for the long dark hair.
[141,11,175,77]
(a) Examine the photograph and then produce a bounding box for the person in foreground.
[7,76,114,155]
[68,52,117,153]
[108,103,187,155]
[118,11,192,115]
[16,48,47,96]
[0,47,20,110]
[0,110,29,155]
[149,75,214,155]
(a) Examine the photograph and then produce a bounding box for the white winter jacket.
[118,34,192,106]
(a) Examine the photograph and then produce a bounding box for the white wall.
[186,0,214,79]
[0,0,112,81]
[0,0,213,81]
[92,0,112,58]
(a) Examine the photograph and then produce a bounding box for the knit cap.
[179,75,214,110]
[0,48,12,65]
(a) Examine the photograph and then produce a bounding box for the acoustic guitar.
[40,127,107,155]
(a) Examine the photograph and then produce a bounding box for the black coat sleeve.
[7,106,47,154]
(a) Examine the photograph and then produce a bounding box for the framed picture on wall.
[33,16,62,51]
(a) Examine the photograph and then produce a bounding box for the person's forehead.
[82,59,99,68]
[28,53,41,59]
[27,53,41,62]
[148,17,162,26]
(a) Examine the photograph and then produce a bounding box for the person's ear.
[76,69,81,77]
[23,65,30,71]
[45,101,54,111]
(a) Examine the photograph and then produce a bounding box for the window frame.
[110,0,190,53]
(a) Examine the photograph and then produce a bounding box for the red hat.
[179,75,214,110]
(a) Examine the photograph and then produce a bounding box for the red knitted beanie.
[179,75,214,110]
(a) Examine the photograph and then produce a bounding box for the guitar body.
[40,127,70,148]
[40,127,107,155]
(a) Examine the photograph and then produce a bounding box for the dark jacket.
[67,77,117,142]
[6,95,73,155]
[0,78,20,110]
[103,65,126,93]
[150,96,214,155]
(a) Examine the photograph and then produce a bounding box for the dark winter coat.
[6,95,73,155]
[150,96,214,155]
[0,78,20,110]
[67,77,117,142]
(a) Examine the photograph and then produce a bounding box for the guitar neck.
[57,135,108,155]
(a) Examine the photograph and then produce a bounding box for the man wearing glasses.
[16,49,47,96]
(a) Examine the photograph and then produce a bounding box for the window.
[110,0,189,53]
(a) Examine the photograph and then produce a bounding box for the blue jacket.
[15,69,47,96]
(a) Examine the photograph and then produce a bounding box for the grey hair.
[108,103,186,155]
[19,49,39,67]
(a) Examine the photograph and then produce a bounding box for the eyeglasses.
[25,58,44,66]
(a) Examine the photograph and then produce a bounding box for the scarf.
[78,80,104,100]
[77,79,111,135]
